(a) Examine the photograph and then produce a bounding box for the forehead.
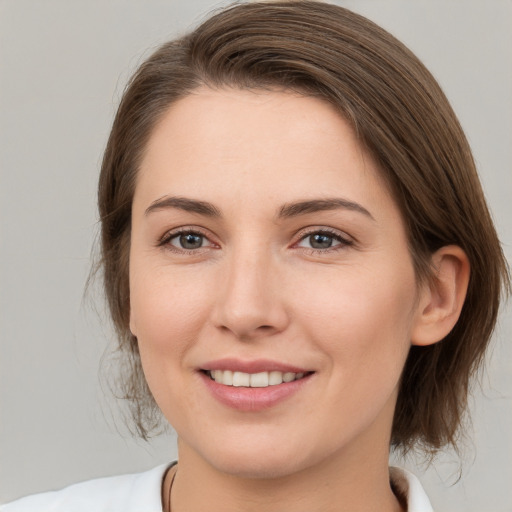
[135,87,397,222]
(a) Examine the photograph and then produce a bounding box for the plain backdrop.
[1,1,511,510]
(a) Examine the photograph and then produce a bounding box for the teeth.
[208,370,307,387]
[282,372,295,383]
[232,371,250,387]
[214,369,233,385]
[250,372,268,387]
[268,371,283,385]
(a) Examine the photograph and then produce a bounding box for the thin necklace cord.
[166,465,177,512]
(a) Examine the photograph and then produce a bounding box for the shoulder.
[0,463,173,512]
[390,466,434,512]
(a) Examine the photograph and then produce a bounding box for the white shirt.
[1,464,433,512]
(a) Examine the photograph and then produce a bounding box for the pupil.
[310,233,332,249]
[180,233,202,249]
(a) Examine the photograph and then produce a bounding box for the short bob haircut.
[98,1,509,453]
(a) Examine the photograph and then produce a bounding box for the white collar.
[1,463,433,512]
[390,466,434,512]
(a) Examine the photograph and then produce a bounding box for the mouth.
[202,369,313,388]
[198,359,315,411]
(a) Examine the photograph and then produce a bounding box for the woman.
[2,1,509,511]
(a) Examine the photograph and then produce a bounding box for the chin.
[197,439,318,480]
[213,456,304,480]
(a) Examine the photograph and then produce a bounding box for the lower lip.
[200,372,313,412]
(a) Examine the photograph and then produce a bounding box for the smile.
[200,368,314,411]
[205,370,309,387]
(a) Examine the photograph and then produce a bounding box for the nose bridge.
[213,240,288,338]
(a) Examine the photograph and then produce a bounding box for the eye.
[172,232,205,250]
[301,233,336,249]
[159,229,216,252]
[296,229,352,251]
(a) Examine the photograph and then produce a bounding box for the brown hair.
[98,1,510,452]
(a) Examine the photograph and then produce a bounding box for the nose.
[211,248,290,340]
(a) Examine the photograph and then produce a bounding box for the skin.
[129,87,469,512]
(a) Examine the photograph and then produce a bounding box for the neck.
[164,441,404,512]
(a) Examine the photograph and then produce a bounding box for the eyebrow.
[278,198,375,221]
[144,195,374,221]
[145,196,221,217]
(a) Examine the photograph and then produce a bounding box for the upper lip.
[200,358,311,374]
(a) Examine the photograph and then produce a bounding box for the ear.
[411,245,470,346]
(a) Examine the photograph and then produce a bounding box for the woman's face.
[129,87,423,478]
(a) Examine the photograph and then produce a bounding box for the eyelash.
[158,227,216,254]
[294,227,354,254]
[157,226,354,255]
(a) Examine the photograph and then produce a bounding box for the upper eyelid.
[157,225,354,248]
[293,226,353,242]
[159,226,215,245]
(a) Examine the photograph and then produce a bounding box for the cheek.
[129,259,214,373]
[292,261,417,374]
[128,264,216,424]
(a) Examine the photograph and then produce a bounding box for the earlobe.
[411,246,470,346]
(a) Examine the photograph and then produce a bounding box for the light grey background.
[1,1,511,510]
